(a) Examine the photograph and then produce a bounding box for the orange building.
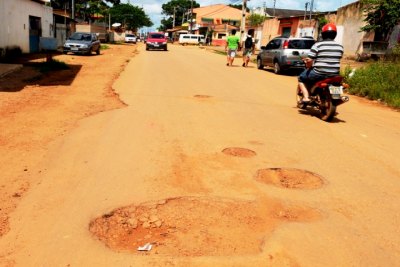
[192,4,245,46]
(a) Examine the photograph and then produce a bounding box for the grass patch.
[36,59,69,73]
[346,61,400,108]
[101,44,110,50]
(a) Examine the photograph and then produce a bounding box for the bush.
[347,62,400,108]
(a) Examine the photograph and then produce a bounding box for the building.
[0,0,53,54]
[192,4,245,46]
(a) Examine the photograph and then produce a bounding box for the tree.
[229,4,249,12]
[110,3,153,31]
[51,0,121,23]
[360,0,400,41]
[160,0,200,30]
[246,14,266,27]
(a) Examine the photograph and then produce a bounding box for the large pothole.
[255,168,324,189]
[222,147,257,158]
[194,95,212,99]
[89,197,321,256]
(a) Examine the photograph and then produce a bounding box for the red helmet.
[321,23,337,40]
[322,23,337,33]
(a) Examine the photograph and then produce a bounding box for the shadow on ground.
[0,53,82,92]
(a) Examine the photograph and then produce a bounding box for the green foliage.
[160,0,200,30]
[360,0,400,41]
[51,0,121,23]
[316,15,328,33]
[347,62,400,108]
[228,4,250,12]
[100,44,110,50]
[340,65,353,83]
[247,14,266,26]
[110,3,153,31]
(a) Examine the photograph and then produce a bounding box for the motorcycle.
[296,75,350,122]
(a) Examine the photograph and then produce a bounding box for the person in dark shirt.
[298,23,344,103]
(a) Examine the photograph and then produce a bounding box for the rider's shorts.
[298,69,327,84]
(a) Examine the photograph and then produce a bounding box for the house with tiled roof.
[192,4,246,46]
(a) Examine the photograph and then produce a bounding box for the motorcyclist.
[298,23,344,103]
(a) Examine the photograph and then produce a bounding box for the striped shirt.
[308,40,344,75]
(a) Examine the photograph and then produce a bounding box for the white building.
[0,0,53,54]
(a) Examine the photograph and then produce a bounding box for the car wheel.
[164,47,167,51]
[96,47,100,55]
[273,62,281,74]
[62,51,67,54]
[257,58,264,69]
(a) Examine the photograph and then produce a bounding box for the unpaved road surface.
[1,43,400,266]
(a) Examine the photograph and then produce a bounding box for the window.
[217,33,226,39]
[288,39,315,49]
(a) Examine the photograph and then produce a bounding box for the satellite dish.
[112,23,121,27]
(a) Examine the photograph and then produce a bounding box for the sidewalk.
[0,63,23,78]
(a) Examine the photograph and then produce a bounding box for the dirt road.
[1,43,400,266]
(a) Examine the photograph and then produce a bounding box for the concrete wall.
[336,1,374,56]
[0,0,53,53]
[76,24,107,34]
[260,18,280,46]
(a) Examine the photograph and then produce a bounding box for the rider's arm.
[303,57,314,69]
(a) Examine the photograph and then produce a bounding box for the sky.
[121,0,358,31]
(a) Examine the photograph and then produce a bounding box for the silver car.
[257,37,315,74]
[63,32,101,55]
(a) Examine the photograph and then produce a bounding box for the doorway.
[29,16,42,53]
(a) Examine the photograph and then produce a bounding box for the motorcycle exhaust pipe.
[334,96,350,106]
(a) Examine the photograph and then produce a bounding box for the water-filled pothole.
[255,168,324,189]
[222,147,257,158]
[89,197,320,256]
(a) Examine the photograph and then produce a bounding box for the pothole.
[255,168,324,189]
[222,147,257,158]
[194,95,212,99]
[89,197,320,256]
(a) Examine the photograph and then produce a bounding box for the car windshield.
[69,33,92,41]
[126,34,135,37]
[288,39,315,49]
[149,34,164,39]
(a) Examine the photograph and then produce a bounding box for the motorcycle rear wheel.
[317,90,336,121]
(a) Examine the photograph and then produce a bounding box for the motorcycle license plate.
[329,85,343,99]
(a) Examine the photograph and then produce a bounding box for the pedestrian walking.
[242,31,255,67]
[225,29,240,66]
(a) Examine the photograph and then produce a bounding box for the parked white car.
[125,34,137,44]
[179,34,205,45]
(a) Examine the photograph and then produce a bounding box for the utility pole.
[71,0,75,33]
[240,0,247,42]
[273,0,276,17]
[173,6,176,28]
[190,0,193,33]
[309,0,314,21]
[304,2,309,21]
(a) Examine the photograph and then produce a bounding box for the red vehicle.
[146,32,168,51]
